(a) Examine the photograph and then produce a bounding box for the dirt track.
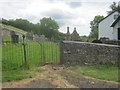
[2,65,120,88]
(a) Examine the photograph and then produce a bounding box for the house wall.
[99,12,119,40]
[60,41,120,66]
[113,20,120,40]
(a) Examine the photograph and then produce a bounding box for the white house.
[99,11,120,40]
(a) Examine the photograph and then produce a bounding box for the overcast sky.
[0,0,120,36]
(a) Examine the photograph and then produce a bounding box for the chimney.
[67,26,69,31]
[67,26,70,35]
[74,27,76,31]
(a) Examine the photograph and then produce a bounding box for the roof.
[99,11,117,23]
[111,16,120,27]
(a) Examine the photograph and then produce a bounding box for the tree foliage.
[107,2,120,14]
[89,15,104,39]
[2,17,64,40]
[39,17,59,39]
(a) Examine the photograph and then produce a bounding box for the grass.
[2,25,60,82]
[71,65,119,82]
[2,67,46,82]
[2,38,60,70]
[0,24,27,34]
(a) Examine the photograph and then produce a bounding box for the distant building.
[65,27,79,41]
[99,11,120,40]
[1,25,26,38]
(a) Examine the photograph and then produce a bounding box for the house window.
[114,14,119,19]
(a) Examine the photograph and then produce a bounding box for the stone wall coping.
[62,41,120,48]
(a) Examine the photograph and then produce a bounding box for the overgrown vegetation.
[2,37,60,70]
[71,65,119,82]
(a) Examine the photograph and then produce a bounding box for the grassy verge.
[0,24,27,34]
[71,65,119,82]
[2,67,46,82]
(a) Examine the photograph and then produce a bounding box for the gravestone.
[26,32,33,40]
[33,34,40,41]
[11,31,19,43]
[39,35,47,42]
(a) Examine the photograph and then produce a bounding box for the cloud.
[66,2,81,8]
[42,9,73,19]
[41,8,76,26]
[1,0,120,36]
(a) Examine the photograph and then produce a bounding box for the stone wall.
[60,41,120,66]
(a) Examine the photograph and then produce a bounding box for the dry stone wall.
[60,41,120,66]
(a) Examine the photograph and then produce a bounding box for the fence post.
[60,41,63,64]
[22,35,27,64]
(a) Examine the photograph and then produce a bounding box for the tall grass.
[2,37,60,71]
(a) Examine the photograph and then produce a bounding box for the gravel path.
[63,75,119,88]
[17,79,57,88]
[3,65,120,88]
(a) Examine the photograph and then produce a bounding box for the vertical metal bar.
[43,42,45,63]
[41,42,43,64]
[51,41,53,63]
[55,42,58,64]
[11,41,14,69]
[22,35,27,64]
[48,41,50,63]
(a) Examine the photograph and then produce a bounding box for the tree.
[1,17,61,40]
[107,2,120,14]
[39,17,59,39]
[89,15,104,39]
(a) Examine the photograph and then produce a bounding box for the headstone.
[10,31,16,36]
[39,35,47,42]
[26,32,33,40]
[11,31,19,43]
[33,34,40,41]
[11,35,19,43]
